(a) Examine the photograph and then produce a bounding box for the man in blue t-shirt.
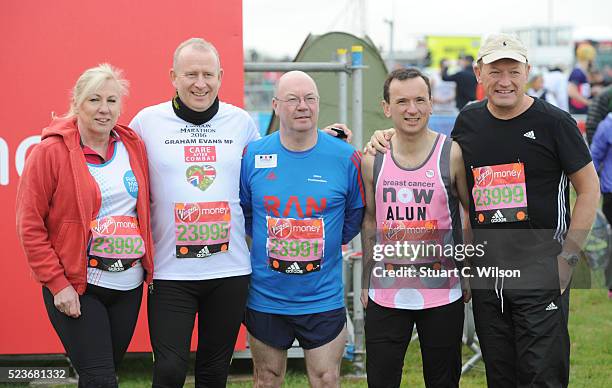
[240,71,365,387]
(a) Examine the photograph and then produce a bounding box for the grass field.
[2,288,609,387]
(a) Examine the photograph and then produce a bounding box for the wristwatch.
[559,251,580,267]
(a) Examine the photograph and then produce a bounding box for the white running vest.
[87,142,144,290]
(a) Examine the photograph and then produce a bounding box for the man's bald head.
[275,71,319,97]
[273,71,320,134]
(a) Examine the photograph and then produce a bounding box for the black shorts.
[245,307,346,350]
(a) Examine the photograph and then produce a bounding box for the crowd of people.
[15,32,609,388]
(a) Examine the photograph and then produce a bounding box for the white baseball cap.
[477,33,528,64]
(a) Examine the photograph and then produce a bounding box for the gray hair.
[67,63,129,117]
[173,37,220,70]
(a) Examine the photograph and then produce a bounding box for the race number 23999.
[472,162,528,224]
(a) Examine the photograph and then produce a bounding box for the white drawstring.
[500,276,505,314]
[494,276,499,298]
[494,275,505,314]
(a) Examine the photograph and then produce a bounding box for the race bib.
[88,215,144,272]
[175,201,231,258]
[266,216,324,275]
[374,219,454,290]
[380,219,443,265]
[472,162,528,224]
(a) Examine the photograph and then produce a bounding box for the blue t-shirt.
[568,67,590,114]
[240,130,365,314]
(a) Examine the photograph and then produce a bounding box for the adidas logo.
[285,262,304,274]
[108,260,125,272]
[266,171,277,180]
[545,302,558,311]
[490,210,507,223]
[197,246,211,258]
[523,130,536,140]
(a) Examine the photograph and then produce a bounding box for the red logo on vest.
[184,146,217,162]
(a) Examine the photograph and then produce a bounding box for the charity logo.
[93,217,117,235]
[175,203,201,223]
[397,188,413,204]
[123,170,138,198]
[184,146,217,162]
[474,166,494,187]
[426,169,435,178]
[255,154,278,169]
[186,165,216,191]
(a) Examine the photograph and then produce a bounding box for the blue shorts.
[245,307,346,350]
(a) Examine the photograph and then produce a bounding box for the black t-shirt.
[452,98,592,260]
[442,68,477,109]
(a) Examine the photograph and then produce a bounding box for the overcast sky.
[244,0,612,58]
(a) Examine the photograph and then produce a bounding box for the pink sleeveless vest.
[370,133,462,310]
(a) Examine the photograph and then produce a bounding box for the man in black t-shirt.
[441,54,478,110]
[452,34,599,388]
[368,33,600,388]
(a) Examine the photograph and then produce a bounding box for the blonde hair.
[67,63,129,117]
[173,37,220,70]
[576,43,596,62]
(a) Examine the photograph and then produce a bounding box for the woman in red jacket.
[16,64,154,387]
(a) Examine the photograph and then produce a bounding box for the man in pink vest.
[361,68,471,387]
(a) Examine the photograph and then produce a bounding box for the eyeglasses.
[274,95,320,107]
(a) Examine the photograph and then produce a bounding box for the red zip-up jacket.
[16,117,154,295]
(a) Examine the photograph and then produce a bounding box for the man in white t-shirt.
[129,38,258,388]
